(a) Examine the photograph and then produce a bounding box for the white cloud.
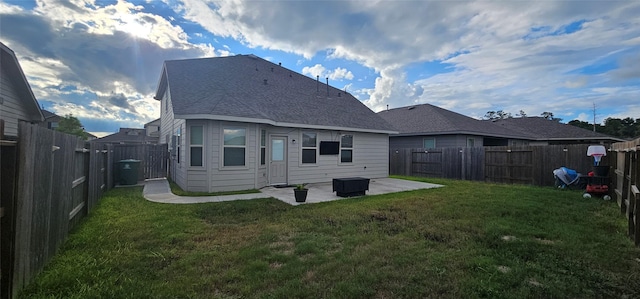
[175,0,640,120]
[328,67,354,81]
[302,64,354,82]
[302,64,326,79]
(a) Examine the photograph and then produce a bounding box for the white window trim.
[220,125,249,170]
[300,131,318,166]
[339,134,354,165]
[188,125,204,168]
[259,129,267,168]
[176,126,182,164]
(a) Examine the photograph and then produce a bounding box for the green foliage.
[567,117,640,139]
[19,179,640,298]
[55,114,88,140]
[484,110,512,120]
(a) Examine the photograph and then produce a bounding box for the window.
[340,134,353,163]
[301,132,317,164]
[260,130,266,166]
[223,128,246,166]
[175,126,182,164]
[467,138,475,147]
[189,126,203,166]
[423,138,436,149]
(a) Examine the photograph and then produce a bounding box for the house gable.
[154,54,395,134]
[0,42,44,137]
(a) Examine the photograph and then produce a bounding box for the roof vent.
[279,62,282,66]
[408,106,415,110]
[271,67,274,72]
[338,92,341,97]
[263,79,268,85]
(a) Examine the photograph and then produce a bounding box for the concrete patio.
[143,177,442,206]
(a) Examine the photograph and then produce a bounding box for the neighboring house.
[40,109,62,130]
[144,118,161,138]
[154,54,396,192]
[489,117,624,145]
[378,104,623,149]
[378,104,528,148]
[0,42,44,139]
[93,128,159,144]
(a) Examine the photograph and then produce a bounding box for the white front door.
[269,136,287,185]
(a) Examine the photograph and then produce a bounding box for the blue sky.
[1,0,639,137]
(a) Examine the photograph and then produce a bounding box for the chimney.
[316,75,319,93]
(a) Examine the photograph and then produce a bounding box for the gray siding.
[165,119,390,192]
[159,86,187,190]
[0,67,36,137]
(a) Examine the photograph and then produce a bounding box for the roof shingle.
[156,55,394,133]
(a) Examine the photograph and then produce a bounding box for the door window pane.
[272,139,284,161]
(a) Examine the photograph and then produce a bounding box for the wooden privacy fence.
[611,138,640,245]
[111,143,169,181]
[0,123,169,298]
[390,144,612,187]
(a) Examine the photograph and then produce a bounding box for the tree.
[540,111,562,122]
[484,110,511,120]
[56,114,88,140]
[517,110,527,117]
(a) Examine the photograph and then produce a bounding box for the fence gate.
[112,144,169,181]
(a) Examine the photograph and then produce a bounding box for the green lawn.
[19,177,640,298]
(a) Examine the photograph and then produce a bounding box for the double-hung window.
[340,134,353,163]
[189,126,203,166]
[176,126,182,164]
[301,132,317,164]
[223,128,246,167]
[260,130,266,166]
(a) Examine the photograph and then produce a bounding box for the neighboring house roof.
[93,128,159,144]
[144,118,160,127]
[489,117,624,142]
[0,41,44,122]
[377,103,523,138]
[155,54,395,134]
[42,109,59,120]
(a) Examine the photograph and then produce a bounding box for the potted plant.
[294,183,308,202]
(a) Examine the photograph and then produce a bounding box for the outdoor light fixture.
[292,139,296,144]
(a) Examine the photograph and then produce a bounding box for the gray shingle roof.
[93,128,158,144]
[489,117,622,141]
[377,103,523,138]
[155,55,395,133]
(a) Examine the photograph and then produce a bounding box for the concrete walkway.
[143,178,442,206]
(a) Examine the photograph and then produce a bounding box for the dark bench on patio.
[332,177,370,197]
